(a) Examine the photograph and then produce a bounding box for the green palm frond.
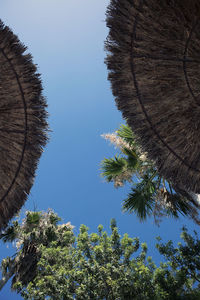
[116,124,135,146]
[0,221,19,243]
[121,146,137,157]
[123,187,154,220]
[101,123,200,224]
[167,194,195,217]
[123,149,139,172]
[123,176,156,220]
[101,155,128,182]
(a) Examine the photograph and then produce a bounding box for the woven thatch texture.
[0,21,48,229]
[106,0,200,194]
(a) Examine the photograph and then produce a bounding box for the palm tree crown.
[101,124,200,225]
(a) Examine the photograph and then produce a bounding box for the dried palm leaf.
[0,21,48,228]
[106,0,200,194]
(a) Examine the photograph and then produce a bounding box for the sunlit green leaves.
[1,211,200,299]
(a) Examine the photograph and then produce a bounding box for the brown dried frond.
[105,0,200,194]
[0,21,48,229]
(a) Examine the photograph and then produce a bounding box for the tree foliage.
[101,124,200,224]
[1,211,200,299]
[0,210,73,290]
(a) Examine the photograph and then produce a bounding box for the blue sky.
[0,1,198,299]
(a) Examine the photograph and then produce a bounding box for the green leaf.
[121,147,139,170]
[0,222,19,243]
[26,212,41,225]
[123,187,154,221]
[101,155,127,182]
[116,124,135,146]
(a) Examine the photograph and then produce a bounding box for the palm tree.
[0,210,73,291]
[101,124,200,225]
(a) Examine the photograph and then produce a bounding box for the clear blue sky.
[0,1,198,299]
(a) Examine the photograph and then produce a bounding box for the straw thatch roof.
[106,0,200,194]
[0,21,48,229]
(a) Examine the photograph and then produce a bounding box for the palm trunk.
[0,267,14,290]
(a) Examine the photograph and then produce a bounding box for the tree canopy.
[1,211,200,299]
[101,124,200,225]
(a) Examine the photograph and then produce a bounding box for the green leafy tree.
[1,211,200,299]
[101,124,200,224]
[0,210,73,291]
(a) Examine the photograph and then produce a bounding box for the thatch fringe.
[105,0,200,194]
[0,21,48,229]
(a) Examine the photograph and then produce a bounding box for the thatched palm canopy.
[106,0,200,194]
[0,21,48,229]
